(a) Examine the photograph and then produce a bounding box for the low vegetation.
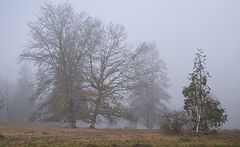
[0,124,239,147]
[160,110,189,135]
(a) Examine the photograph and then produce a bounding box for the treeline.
[0,65,34,123]
[17,3,169,129]
[0,3,227,133]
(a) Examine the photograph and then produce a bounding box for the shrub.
[160,110,190,135]
[0,134,4,140]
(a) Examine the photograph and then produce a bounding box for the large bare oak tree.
[20,3,98,128]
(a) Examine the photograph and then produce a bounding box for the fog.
[0,0,240,129]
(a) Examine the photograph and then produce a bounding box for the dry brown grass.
[0,124,239,146]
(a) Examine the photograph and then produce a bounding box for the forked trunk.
[89,120,96,129]
[89,94,102,129]
[89,108,98,129]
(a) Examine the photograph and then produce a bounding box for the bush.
[0,134,4,140]
[160,110,190,135]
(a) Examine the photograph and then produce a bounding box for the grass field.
[0,124,239,147]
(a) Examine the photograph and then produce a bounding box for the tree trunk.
[70,119,76,128]
[196,106,201,133]
[89,111,97,129]
[69,91,76,128]
[146,111,153,129]
[196,115,200,133]
[196,58,203,133]
[89,103,100,128]
[89,93,102,129]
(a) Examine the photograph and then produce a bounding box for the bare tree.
[20,3,98,128]
[0,94,4,111]
[20,3,170,129]
[161,110,189,135]
[128,43,170,129]
[0,79,6,121]
[0,79,10,123]
[82,23,131,128]
[8,64,34,123]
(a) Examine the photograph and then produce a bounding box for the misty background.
[0,0,239,129]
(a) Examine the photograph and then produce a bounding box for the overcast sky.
[0,0,240,129]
